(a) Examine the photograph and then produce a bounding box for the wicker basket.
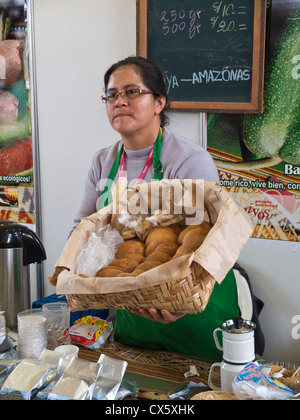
[55,179,253,314]
[66,263,215,314]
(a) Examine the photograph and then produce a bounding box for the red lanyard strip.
[119,144,154,185]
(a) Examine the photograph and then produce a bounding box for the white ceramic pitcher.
[208,317,256,392]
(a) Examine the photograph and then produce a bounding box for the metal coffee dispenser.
[0,222,46,329]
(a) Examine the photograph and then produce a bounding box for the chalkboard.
[137,0,266,113]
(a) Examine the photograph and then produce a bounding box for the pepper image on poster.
[0,136,32,176]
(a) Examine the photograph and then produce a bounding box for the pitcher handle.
[213,327,223,351]
[208,362,221,391]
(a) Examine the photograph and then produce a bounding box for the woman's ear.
[154,95,166,115]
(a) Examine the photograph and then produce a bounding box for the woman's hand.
[131,308,185,324]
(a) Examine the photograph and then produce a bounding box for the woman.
[73,56,239,359]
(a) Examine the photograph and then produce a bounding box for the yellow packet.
[69,316,112,349]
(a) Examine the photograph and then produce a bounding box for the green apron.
[114,269,239,361]
[100,128,239,361]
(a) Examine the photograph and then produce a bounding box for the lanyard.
[119,144,154,184]
[99,128,163,209]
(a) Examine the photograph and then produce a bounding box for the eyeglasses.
[101,88,153,104]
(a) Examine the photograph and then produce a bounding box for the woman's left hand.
[131,308,185,324]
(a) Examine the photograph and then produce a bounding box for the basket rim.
[65,265,216,314]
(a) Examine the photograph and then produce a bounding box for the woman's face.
[105,65,165,139]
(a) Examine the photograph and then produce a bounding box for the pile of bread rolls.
[95,219,212,278]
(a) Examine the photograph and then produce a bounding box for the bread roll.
[173,244,197,259]
[108,258,139,272]
[96,267,125,277]
[145,252,172,264]
[134,260,162,273]
[191,391,238,400]
[178,222,211,244]
[155,242,179,257]
[178,225,198,244]
[181,228,206,248]
[145,240,160,256]
[145,227,178,247]
[201,221,212,232]
[127,253,145,264]
[165,223,182,235]
[48,266,68,286]
[116,239,145,259]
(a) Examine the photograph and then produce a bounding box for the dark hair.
[104,56,170,127]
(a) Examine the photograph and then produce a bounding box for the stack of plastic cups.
[17,309,47,359]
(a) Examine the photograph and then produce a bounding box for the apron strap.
[153,128,163,181]
[99,144,124,209]
[99,128,163,209]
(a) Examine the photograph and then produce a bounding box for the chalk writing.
[160,9,201,39]
[211,1,249,33]
[160,2,249,39]
[165,68,250,94]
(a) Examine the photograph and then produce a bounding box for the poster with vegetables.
[207,0,300,244]
[0,0,34,224]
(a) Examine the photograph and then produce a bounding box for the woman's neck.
[121,124,161,151]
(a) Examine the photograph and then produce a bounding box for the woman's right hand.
[131,308,185,324]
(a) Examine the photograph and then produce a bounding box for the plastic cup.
[17,308,47,359]
[43,302,71,350]
[54,344,79,359]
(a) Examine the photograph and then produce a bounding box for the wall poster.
[0,0,37,224]
[207,0,300,246]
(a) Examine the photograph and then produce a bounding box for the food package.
[232,363,296,400]
[54,179,253,313]
[1,359,56,400]
[0,360,20,390]
[93,354,128,400]
[48,357,101,400]
[38,354,127,400]
[265,364,300,394]
[69,316,113,349]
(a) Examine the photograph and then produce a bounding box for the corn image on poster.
[207,0,300,243]
[0,0,35,224]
